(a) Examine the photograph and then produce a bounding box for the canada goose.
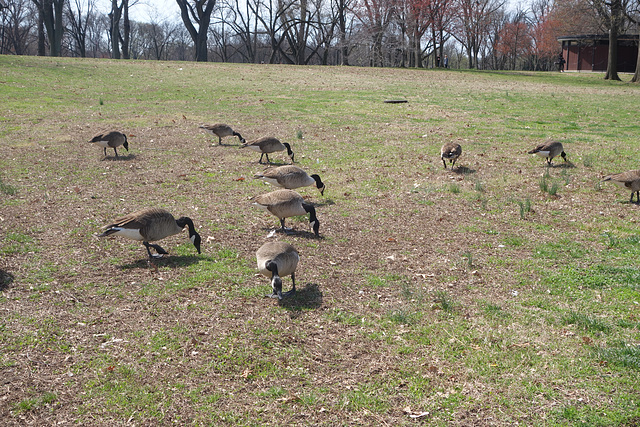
[254,165,326,196]
[252,189,320,236]
[99,208,201,258]
[240,137,294,164]
[256,241,299,299]
[199,124,246,145]
[89,131,129,157]
[528,141,567,165]
[602,170,640,203]
[441,142,462,169]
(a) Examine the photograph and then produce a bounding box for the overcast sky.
[95,0,182,23]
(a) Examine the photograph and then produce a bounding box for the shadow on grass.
[261,227,325,240]
[549,161,576,169]
[453,166,476,175]
[279,282,323,316]
[312,198,336,207]
[118,254,202,270]
[0,269,14,291]
[101,153,137,161]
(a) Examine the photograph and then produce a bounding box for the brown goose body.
[199,124,245,145]
[252,189,320,236]
[254,165,325,195]
[528,141,566,165]
[602,170,640,203]
[241,137,294,164]
[256,241,299,299]
[89,131,129,157]
[99,208,201,258]
[441,142,462,169]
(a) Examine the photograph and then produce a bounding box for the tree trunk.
[632,37,640,82]
[32,0,64,56]
[109,0,122,59]
[37,6,45,56]
[337,0,348,65]
[605,0,621,81]
[122,0,130,59]
[176,0,215,62]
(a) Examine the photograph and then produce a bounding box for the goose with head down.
[252,189,320,236]
[89,131,129,158]
[99,208,201,258]
[254,165,325,196]
[199,124,245,145]
[241,137,294,164]
[256,241,299,300]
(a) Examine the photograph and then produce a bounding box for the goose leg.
[103,147,107,157]
[630,192,635,203]
[259,153,265,163]
[442,159,447,169]
[282,272,296,297]
[114,147,119,158]
[144,241,168,259]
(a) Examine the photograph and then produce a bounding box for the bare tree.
[109,0,122,58]
[31,0,65,56]
[1,0,37,55]
[451,0,504,68]
[65,0,95,57]
[252,0,298,63]
[176,0,216,61]
[354,0,396,66]
[217,0,260,63]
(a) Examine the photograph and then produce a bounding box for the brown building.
[557,34,638,72]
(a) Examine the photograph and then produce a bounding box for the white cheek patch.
[190,235,196,244]
[535,151,550,158]
[309,221,316,229]
[111,228,144,241]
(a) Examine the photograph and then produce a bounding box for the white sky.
[95,0,182,23]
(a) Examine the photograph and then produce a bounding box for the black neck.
[303,203,317,222]
[266,261,279,277]
[176,216,196,236]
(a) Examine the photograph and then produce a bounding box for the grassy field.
[1,55,640,425]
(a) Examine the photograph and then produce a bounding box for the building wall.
[561,38,637,72]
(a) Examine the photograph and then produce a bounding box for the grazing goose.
[241,137,294,164]
[252,189,320,236]
[89,131,129,157]
[441,142,462,169]
[256,241,299,299]
[199,124,246,145]
[602,170,640,203]
[254,165,326,196]
[528,141,567,165]
[99,208,201,258]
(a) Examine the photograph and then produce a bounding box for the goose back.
[256,241,299,279]
[255,165,316,189]
[102,208,183,242]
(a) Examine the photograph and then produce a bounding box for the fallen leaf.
[241,369,252,378]
[277,395,301,404]
[410,412,430,419]
[234,177,245,181]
